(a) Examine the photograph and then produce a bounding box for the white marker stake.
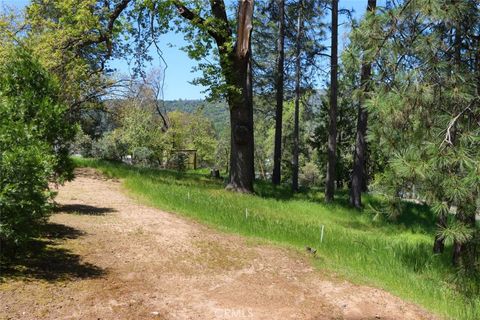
[320,225,325,243]
[187,192,190,200]
[245,208,248,219]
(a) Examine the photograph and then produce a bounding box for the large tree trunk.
[325,0,338,202]
[226,85,254,192]
[292,0,303,192]
[225,0,255,193]
[350,0,377,208]
[272,0,285,185]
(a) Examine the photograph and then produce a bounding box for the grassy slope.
[74,158,479,319]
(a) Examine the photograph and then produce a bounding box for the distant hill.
[164,99,229,132]
[163,90,325,134]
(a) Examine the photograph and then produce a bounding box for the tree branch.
[173,0,227,45]
[440,104,474,148]
[62,0,132,59]
[210,0,231,37]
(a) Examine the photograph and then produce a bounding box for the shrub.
[72,127,93,157]
[132,147,155,166]
[0,47,75,249]
[299,162,321,187]
[170,152,188,172]
[91,130,128,161]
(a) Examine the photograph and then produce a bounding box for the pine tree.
[347,0,480,267]
[272,0,286,185]
[291,0,304,191]
[349,0,377,209]
[325,0,338,202]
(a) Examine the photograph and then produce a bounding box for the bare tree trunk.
[272,0,285,185]
[325,0,338,202]
[292,0,303,192]
[350,0,377,208]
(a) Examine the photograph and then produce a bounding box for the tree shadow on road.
[0,222,105,282]
[55,203,116,216]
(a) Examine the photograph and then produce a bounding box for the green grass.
[74,158,479,319]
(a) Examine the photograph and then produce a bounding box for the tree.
[170,0,256,192]
[349,0,377,209]
[310,71,358,189]
[25,0,138,111]
[0,46,75,249]
[272,0,286,185]
[291,0,304,191]
[117,104,167,165]
[349,0,480,267]
[325,0,338,202]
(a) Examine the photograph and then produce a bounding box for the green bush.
[0,47,75,249]
[91,131,128,161]
[90,106,166,167]
[132,147,155,166]
[170,152,188,172]
[299,161,322,187]
[72,128,93,157]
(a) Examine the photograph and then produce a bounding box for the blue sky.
[1,0,383,100]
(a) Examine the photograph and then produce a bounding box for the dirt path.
[0,168,437,320]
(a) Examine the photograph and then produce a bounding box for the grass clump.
[74,158,480,320]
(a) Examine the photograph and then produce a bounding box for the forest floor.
[0,168,437,320]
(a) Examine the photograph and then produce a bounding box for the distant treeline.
[164,100,229,133]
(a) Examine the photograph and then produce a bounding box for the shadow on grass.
[79,159,223,191]
[397,240,450,272]
[255,180,437,234]
[254,180,350,204]
[391,202,437,233]
[0,222,105,282]
[55,204,116,216]
[254,180,298,201]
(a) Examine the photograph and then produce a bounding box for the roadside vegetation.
[0,47,74,251]
[75,157,479,320]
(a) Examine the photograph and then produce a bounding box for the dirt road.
[0,168,436,320]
